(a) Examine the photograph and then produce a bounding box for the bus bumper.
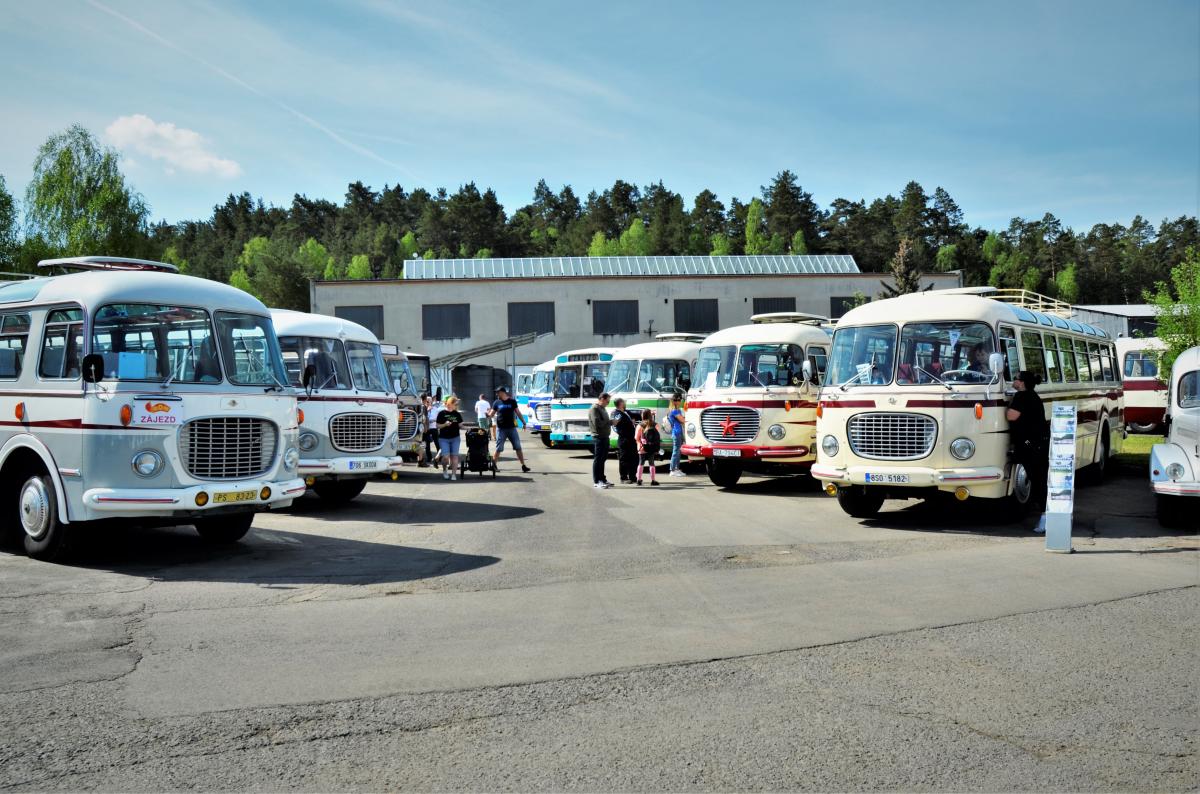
[812,464,1005,493]
[680,443,809,462]
[299,456,405,478]
[83,477,307,514]
[551,432,593,444]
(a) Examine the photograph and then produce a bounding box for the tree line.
[1,124,1196,316]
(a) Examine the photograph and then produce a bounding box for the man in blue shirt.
[491,387,531,473]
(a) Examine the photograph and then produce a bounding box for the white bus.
[1150,345,1199,527]
[1116,336,1167,433]
[524,359,555,446]
[1,257,304,560]
[272,310,403,503]
[549,347,619,446]
[380,344,425,462]
[605,334,704,456]
[812,288,1123,518]
[681,314,831,487]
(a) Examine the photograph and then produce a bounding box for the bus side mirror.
[802,359,814,384]
[435,386,443,401]
[81,354,104,384]
[302,364,316,389]
[393,378,405,395]
[989,352,1005,376]
[678,377,691,390]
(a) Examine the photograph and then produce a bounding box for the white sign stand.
[1043,402,1077,553]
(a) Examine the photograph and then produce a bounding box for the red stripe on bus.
[1123,380,1166,392]
[905,399,1007,408]
[299,395,396,404]
[686,400,816,409]
[819,400,875,408]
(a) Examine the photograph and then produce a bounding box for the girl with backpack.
[635,409,661,486]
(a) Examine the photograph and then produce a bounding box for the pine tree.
[880,237,922,296]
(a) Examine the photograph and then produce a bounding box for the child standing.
[634,409,661,486]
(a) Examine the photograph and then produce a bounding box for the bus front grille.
[180,417,277,480]
[396,408,419,441]
[700,407,760,444]
[848,412,937,460]
[330,413,387,452]
[535,404,551,423]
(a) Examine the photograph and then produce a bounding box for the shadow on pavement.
[286,492,541,523]
[61,525,500,585]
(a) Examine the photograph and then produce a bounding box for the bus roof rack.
[932,286,1074,317]
[655,332,707,342]
[750,311,827,325]
[37,256,179,274]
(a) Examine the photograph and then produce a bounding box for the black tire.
[540,433,553,448]
[312,478,368,504]
[19,474,72,561]
[835,485,885,518]
[707,459,743,488]
[1084,428,1110,485]
[1128,421,1159,435]
[194,512,254,544]
[1004,460,1034,520]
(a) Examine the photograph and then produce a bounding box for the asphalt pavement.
[1,442,1196,791]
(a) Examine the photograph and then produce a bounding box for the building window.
[593,300,639,336]
[422,304,470,340]
[830,296,863,319]
[335,306,385,340]
[507,301,555,337]
[674,299,719,334]
[753,297,796,315]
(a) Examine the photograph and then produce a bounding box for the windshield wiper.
[161,344,196,389]
[915,365,954,392]
[838,367,871,391]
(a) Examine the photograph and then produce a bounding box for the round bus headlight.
[1166,462,1185,480]
[821,435,839,456]
[283,446,299,471]
[131,450,163,478]
[686,422,696,439]
[950,437,976,460]
[298,431,319,452]
[767,424,786,441]
[389,431,400,451]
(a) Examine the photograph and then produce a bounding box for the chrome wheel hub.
[20,478,51,540]
[1012,463,1031,503]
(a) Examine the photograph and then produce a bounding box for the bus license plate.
[865,473,909,483]
[348,460,378,470]
[712,448,741,458]
[214,490,256,504]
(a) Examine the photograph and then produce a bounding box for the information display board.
[1044,402,1077,552]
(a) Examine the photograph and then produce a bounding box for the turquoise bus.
[605,334,705,456]
[548,348,620,446]
[524,359,556,447]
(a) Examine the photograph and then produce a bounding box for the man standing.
[491,386,531,473]
[474,393,493,440]
[588,392,614,489]
[611,397,638,484]
[1007,370,1048,513]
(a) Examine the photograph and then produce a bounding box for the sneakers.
[650,480,660,486]
[594,481,614,489]
[635,480,642,486]
[521,465,531,473]
[669,469,686,477]
[451,474,458,481]
[442,470,450,480]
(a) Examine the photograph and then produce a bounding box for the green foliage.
[935,243,957,272]
[229,268,257,298]
[346,253,372,280]
[618,218,651,256]
[160,244,190,274]
[24,124,148,256]
[744,198,769,255]
[398,230,419,261]
[474,248,493,259]
[1144,248,1200,375]
[880,237,922,297]
[323,259,345,280]
[1055,263,1079,303]
[0,175,17,270]
[235,236,322,310]
[790,229,807,255]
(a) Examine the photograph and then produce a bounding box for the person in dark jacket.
[610,398,638,484]
[1007,370,1048,510]
[587,393,613,489]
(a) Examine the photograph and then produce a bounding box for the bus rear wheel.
[1005,462,1034,520]
[540,433,553,448]
[313,479,367,504]
[707,459,743,488]
[19,474,72,561]
[1128,421,1159,434]
[1084,428,1110,485]
[836,485,884,518]
[194,513,254,544]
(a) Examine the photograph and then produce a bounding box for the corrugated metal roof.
[403,255,859,280]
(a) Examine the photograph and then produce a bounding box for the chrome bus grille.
[535,404,551,423]
[180,417,277,480]
[330,413,388,452]
[700,406,760,444]
[396,408,419,441]
[848,412,937,460]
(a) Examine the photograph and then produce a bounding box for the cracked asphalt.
[2,446,1197,791]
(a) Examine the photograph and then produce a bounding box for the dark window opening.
[753,297,796,315]
[422,304,470,340]
[674,299,719,334]
[593,300,639,336]
[507,301,555,337]
[335,305,384,340]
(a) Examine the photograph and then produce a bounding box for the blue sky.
[2,0,1197,231]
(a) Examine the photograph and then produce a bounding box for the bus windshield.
[280,336,351,389]
[733,345,802,388]
[694,346,735,389]
[408,359,431,395]
[605,360,637,394]
[554,365,579,397]
[385,357,418,396]
[92,304,220,383]
[1124,351,1160,378]
[896,322,997,385]
[532,369,552,394]
[637,358,690,393]
[214,312,288,387]
[346,341,388,392]
[828,325,898,386]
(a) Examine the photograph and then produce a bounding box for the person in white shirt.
[474,393,493,439]
[425,393,443,464]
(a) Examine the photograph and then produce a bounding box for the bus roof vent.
[750,311,827,325]
[37,256,179,274]
[987,289,1074,317]
[655,332,707,342]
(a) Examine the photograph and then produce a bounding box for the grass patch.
[1115,433,1163,468]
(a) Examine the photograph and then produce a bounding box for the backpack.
[643,425,661,453]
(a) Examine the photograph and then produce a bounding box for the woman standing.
[634,409,661,486]
[436,395,464,481]
[1007,370,1047,511]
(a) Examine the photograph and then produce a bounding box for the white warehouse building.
[310,255,963,373]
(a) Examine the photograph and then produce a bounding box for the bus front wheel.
[540,433,553,448]
[195,513,254,544]
[707,459,743,489]
[836,485,884,518]
[20,474,72,561]
[313,479,367,504]
[1005,462,1034,519]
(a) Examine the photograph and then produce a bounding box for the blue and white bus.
[523,359,556,447]
[549,348,620,446]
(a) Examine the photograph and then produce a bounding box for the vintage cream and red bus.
[1116,336,1167,433]
[273,310,403,503]
[680,313,831,488]
[0,257,304,560]
[380,344,426,462]
[812,288,1123,518]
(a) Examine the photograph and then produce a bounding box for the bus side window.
[1043,335,1063,383]
[998,325,1019,381]
[1100,345,1115,382]
[0,313,30,380]
[806,345,827,384]
[1020,330,1047,385]
[39,309,84,380]
[1058,336,1078,382]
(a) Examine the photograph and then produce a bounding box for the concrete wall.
[311,272,963,369]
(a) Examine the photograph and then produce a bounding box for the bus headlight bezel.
[950,437,976,460]
[767,424,786,441]
[388,431,400,451]
[131,450,163,478]
[821,435,839,456]
[1166,462,1185,480]
[686,422,696,439]
[298,431,319,452]
[283,446,300,471]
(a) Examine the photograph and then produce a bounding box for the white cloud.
[104,114,242,178]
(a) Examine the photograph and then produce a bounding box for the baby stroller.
[461,427,496,478]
